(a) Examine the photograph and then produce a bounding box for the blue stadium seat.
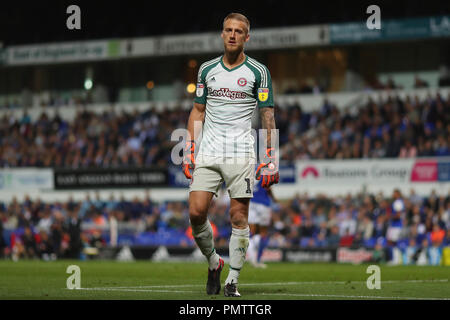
[300,237,311,248]
[376,237,387,247]
[364,237,376,248]
[397,238,409,250]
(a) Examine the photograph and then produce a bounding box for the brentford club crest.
[237,77,247,87]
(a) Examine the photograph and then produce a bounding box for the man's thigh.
[221,157,256,199]
[189,155,224,196]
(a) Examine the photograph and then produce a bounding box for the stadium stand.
[1,182,449,264]
[0,92,449,168]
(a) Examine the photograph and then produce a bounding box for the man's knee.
[189,191,213,225]
[189,206,208,225]
[189,192,212,225]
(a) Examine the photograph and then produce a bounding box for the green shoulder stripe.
[198,57,221,82]
[244,60,262,90]
[247,58,269,88]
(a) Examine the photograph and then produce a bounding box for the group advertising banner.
[296,158,450,186]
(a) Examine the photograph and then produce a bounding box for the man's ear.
[245,33,250,43]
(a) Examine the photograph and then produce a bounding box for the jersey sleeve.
[255,65,274,108]
[194,65,207,105]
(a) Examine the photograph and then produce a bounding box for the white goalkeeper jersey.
[194,55,274,158]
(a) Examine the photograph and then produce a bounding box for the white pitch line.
[72,287,450,300]
[255,292,450,300]
[84,278,448,290]
[77,287,198,294]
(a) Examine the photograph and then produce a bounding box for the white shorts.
[248,202,272,226]
[189,154,255,198]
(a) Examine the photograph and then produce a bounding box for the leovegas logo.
[208,87,247,99]
[301,166,319,178]
[411,161,438,182]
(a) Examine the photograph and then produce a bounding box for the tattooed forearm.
[260,107,276,147]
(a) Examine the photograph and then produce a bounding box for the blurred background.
[0,0,449,265]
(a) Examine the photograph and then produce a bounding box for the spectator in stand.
[403,238,418,265]
[315,230,328,247]
[36,205,53,234]
[414,76,429,88]
[373,214,388,239]
[51,221,64,258]
[444,230,450,246]
[444,203,450,231]
[66,209,82,259]
[372,240,386,263]
[326,225,341,247]
[339,228,354,247]
[370,139,387,158]
[429,238,443,266]
[313,206,327,228]
[299,217,315,238]
[0,212,5,258]
[38,230,55,261]
[338,209,357,237]
[89,230,105,249]
[416,238,431,265]
[326,206,338,231]
[430,223,446,247]
[357,214,374,241]
[386,77,399,90]
[418,139,436,156]
[399,140,418,158]
[129,196,144,220]
[435,135,450,157]
[22,226,38,259]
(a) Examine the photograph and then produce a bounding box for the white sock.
[225,226,250,285]
[191,220,220,270]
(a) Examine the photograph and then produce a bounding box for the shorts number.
[245,178,251,194]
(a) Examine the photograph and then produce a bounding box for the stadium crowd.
[0,188,449,263]
[0,92,449,168]
[279,92,450,161]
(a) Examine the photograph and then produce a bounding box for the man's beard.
[224,43,243,55]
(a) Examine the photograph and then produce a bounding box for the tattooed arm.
[256,106,279,188]
[259,106,276,148]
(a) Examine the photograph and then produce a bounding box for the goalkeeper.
[182,13,279,297]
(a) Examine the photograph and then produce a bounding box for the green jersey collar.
[220,55,248,72]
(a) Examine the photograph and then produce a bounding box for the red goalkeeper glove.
[255,147,279,189]
[182,140,196,179]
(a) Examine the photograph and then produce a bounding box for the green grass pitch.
[0,260,449,300]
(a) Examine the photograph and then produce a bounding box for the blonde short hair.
[223,13,250,34]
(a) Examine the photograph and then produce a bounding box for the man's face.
[221,19,249,53]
